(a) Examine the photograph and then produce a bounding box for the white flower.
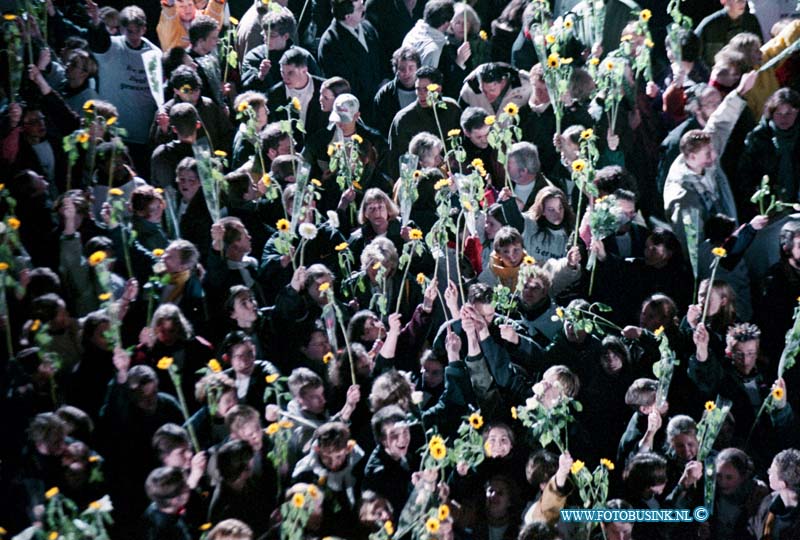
[327,210,340,229]
[152,262,167,275]
[0,222,6,234]
[298,223,318,240]
[525,396,540,409]
[411,391,424,405]
[84,495,114,514]
[532,382,545,397]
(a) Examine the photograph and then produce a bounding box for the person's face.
[66,58,89,87]
[182,53,199,70]
[362,316,386,342]
[560,137,579,163]
[521,277,547,307]
[416,78,434,107]
[362,501,392,523]
[163,445,193,469]
[280,62,309,90]
[319,88,336,112]
[265,30,289,50]
[231,224,252,255]
[699,287,724,318]
[604,522,633,540]
[713,65,741,89]
[687,144,716,172]
[467,125,490,149]
[347,0,365,22]
[422,358,444,388]
[146,199,165,222]
[168,488,192,513]
[382,423,411,460]
[91,321,111,351]
[121,22,146,47]
[162,247,187,274]
[302,331,332,361]
[531,75,549,103]
[450,12,465,40]
[365,201,389,229]
[616,199,636,227]
[318,445,349,472]
[255,105,269,129]
[648,482,667,497]
[537,373,564,408]
[716,461,745,496]
[155,317,181,345]
[176,0,196,22]
[601,350,624,375]
[103,15,120,35]
[298,385,326,414]
[773,103,800,131]
[230,342,256,376]
[231,293,258,326]
[217,390,237,417]
[233,421,263,452]
[697,88,722,126]
[396,59,418,88]
[485,427,512,458]
[644,238,672,268]
[485,479,512,519]
[195,28,220,55]
[480,80,507,104]
[308,276,334,305]
[543,196,564,226]
[134,380,158,411]
[419,144,444,168]
[671,432,698,461]
[768,460,786,491]
[22,111,47,139]
[731,340,759,376]
[485,215,502,240]
[175,85,201,105]
[274,136,293,158]
[788,237,800,264]
[177,168,201,201]
[472,302,495,324]
[722,0,746,19]
[356,352,374,378]
[498,242,523,267]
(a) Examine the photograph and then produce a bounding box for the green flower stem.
[168,367,201,452]
[700,257,721,328]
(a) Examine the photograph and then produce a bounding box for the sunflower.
[98,292,112,301]
[429,435,445,449]
[83,100,95,111]
[76,131,90,144]
[335,242,349,251]
[265,373,280,384]
[318,282,330,292]
[3,13,16,20]
[447,128,461,137]
[479,30,488,41]
[237,101,249,113]
[773,387,785,401]
[571,159,586,173]
[208,359,222,372]
[504,103,519,116]
[620,34,633,42]
[199,523,212,531]
[430,443,447,460]
[570,460,585,475]
[434,178,451,191]
[705,401,716,411]
[409,229,423,241]
[106,116,117,126]
[351,133,363,144]
[307,485,319,498]
[384,521,394,535]
[562,57,574,65]
[322,352,334,364]
[49,533,58,540]
[413,170,422,179]
[511,406,517,419]
[292,493,305,508]
[426,83,439,92]
[291,97,302,111]
[547,54,560,68]
[229,16,239,25]
[523,255,536,265]
[462,200,473,211]
[416,273,426,285]
[0,262,8,271]
[425,518,440,534]
[276,219,291,232]
[564,19,573,29]
[266,423,280,435]
[353,181,363,190]
[214,150,228,158]
[600,458,615,471]
[605,60,615,71]
[580,128,593,140]
[711,247,727,258]
[484,440,492,457]
[556,307,564,319]
[108,188,124,196]
[327,145,335,157]
[31,320,41,332]
[645,38,654,48]
[157,357,174,370]
[438,504,450,521]
[279,420,294,429]
[372,261,382,270]
[654,326,664,336]
[589,58,600,66]
[471,158,485,169]
[639,8,651,21]
[88,251,107,266]
[45,487,60,499]
[89,500,102,510]
[484,115,496,126]
[545,34,556,44]
[153,248,165,257]
[468,412,484,430]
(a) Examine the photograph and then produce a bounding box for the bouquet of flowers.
[652,327,679,409]
[586,195,621,294]
[193,145,228,223]
[514,389,582,453]
[397,154,420,226]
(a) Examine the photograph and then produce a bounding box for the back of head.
[423,0,455,28]
[145,466,187,507]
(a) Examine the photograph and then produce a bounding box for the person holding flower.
[458,62,531,117]
[689,322,796,469]
[522,451,573,527]
[439,4,490,95]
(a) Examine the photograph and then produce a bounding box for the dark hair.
[261,9,295,37]
[679,129,712,156]
[219,331,254,358]
[594,165,638,196]
[144,466,186,508]
[600,335,630,366]
[163,47,191,78]
[518,522,560,540]
[623,452,668,497]
[647,228,684,266]
[188,14,218,45]
[321,76,351,96]
[170,65,203,91]
[780,221,800,258]
[371,405,407,443]
[461,106,489,133]
[348,309,379,345]
[280,47,308,67]
[332,0,356,20]
[526,449,558,486]
[704,213,736,244]
[764,87,800,121]
[479,62,510,84]
[423,0,455,28]
[216,439,255,483]
[715,447,755,480]
[468,282,493,304]
[391,46,421,73]
[314,421,350,450]
[169,102,200,137]
[152,423,190,460]
[415,66,443,86]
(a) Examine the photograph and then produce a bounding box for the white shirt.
[286,76,315,126]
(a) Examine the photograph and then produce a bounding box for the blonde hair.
[358,188,400,225]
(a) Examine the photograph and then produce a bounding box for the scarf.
[227,256,258,287]
[164,270,191,303]
[489,250,530,289]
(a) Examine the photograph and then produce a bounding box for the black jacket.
[268,75,328,147]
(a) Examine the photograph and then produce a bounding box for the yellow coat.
[157,0,225,51]
[747,19,800,118]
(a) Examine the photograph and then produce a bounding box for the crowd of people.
[2,0,800,538]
